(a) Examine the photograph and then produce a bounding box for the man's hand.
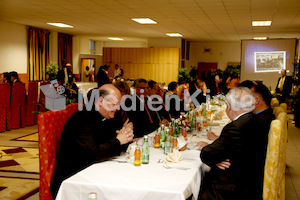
[116,127,134,145]
[123,119,133,130]
[216,159,231,170]
[207,131,218,141]
[196,141,209,150]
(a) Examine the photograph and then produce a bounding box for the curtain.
[58,33,73,70]
[28,26,50,80]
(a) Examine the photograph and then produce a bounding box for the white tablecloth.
[56,115,230,200]
[56,148,202,200]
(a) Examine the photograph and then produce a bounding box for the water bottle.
[164,128,171,155]
[142,135,149,164]
[159,124,165,148]
[88,192,97,200]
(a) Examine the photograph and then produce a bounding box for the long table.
[56,116,229,200]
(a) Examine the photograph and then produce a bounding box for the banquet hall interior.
[0,0,300,199]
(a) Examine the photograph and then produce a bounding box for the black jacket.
[200,112,266,200]
[50,109,124,198]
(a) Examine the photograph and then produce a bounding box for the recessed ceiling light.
[166,33,183,37]
[108,37,124,41]
[253,37,268,40]
[47,23,73,28]
[131,18,157,24]
[252,21,272,26]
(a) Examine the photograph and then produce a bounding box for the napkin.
[165,149,183,163]
[213,111,223,120]
[126,143,137,160]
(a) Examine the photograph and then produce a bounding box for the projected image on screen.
[254,51,286,73]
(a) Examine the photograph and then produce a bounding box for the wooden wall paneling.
[102,48,111,63]
[132,48,140,64]
[111,48,121,64]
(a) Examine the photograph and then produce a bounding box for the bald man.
[50,84,134,199]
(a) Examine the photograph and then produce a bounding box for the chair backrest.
[11,82,26,129]
[38,109,69,200]
[66,103,79,118]
[263,119,282,200]
[279,103,287,113]
[273,106,285,118]
[0,83,10,132]
[271,98,279,109]
[25,81,38,125]
[276,112,288,200]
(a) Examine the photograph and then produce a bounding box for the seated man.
[199,80,274,146]
[50,84,134,199]
[165,81,181,118]
[199,87,266,200]
[125,79,160,138]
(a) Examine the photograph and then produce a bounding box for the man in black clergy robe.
[50,84,134,199]
[199,87,266,200]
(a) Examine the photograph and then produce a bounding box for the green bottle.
[142,135,149,164]
[174,119,179,137]
[159,124,165,148]
[190,111,196,136]
[164,128,171,155]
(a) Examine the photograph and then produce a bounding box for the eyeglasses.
[106,99,121,106]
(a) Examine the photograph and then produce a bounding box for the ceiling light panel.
[131,18,157,24]
[252,21,272,26]
[166,33,183,37]
[47,23,73,28]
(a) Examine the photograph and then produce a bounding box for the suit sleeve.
[200,123,242,167]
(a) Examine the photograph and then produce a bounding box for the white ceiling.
[0,0,300,42]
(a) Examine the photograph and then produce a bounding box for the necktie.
[279,77,284,91]
[144,102,153,124]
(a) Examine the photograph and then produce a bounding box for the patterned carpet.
[0,176,39,200]
[10,132,38,142]
[0,146,39,174]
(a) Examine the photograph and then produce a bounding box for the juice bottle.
[154,131,160,148]
[134,147,141,166]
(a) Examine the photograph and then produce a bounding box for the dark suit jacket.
[50,109,125,198]
[200,112,266,200]
[56,69,73,85]
[125,95,159,138]
[165,93,185,119]
[275,75,293,99]
[97,69,110,87]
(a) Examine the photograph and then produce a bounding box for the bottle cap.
[144,135,148,139]
[88,192,97,199]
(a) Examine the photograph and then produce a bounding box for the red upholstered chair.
[66,103,79,118]
[11,82,26,129]
[25,81,38,125]
[0,83,11,132]
[38,81,50,113]
[38,109,69,200]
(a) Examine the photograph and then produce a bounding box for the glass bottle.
[169,118,174,136]
[154,131,160,148]
[190,111,196,136]
[134,147,141,166]
[88,192,98,200]
[159,124,165,148]
[172,136,178,150]
[164,128,171,155]
[142,136,149,164]
[174,119,180,137]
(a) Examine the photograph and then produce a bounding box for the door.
[81,58,95,82]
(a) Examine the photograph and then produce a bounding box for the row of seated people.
[49,78,277,199]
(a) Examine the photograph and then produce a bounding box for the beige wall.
[185,41,241,71]
[0,20,27,73]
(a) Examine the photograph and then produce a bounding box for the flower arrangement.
[45,61,59,81]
